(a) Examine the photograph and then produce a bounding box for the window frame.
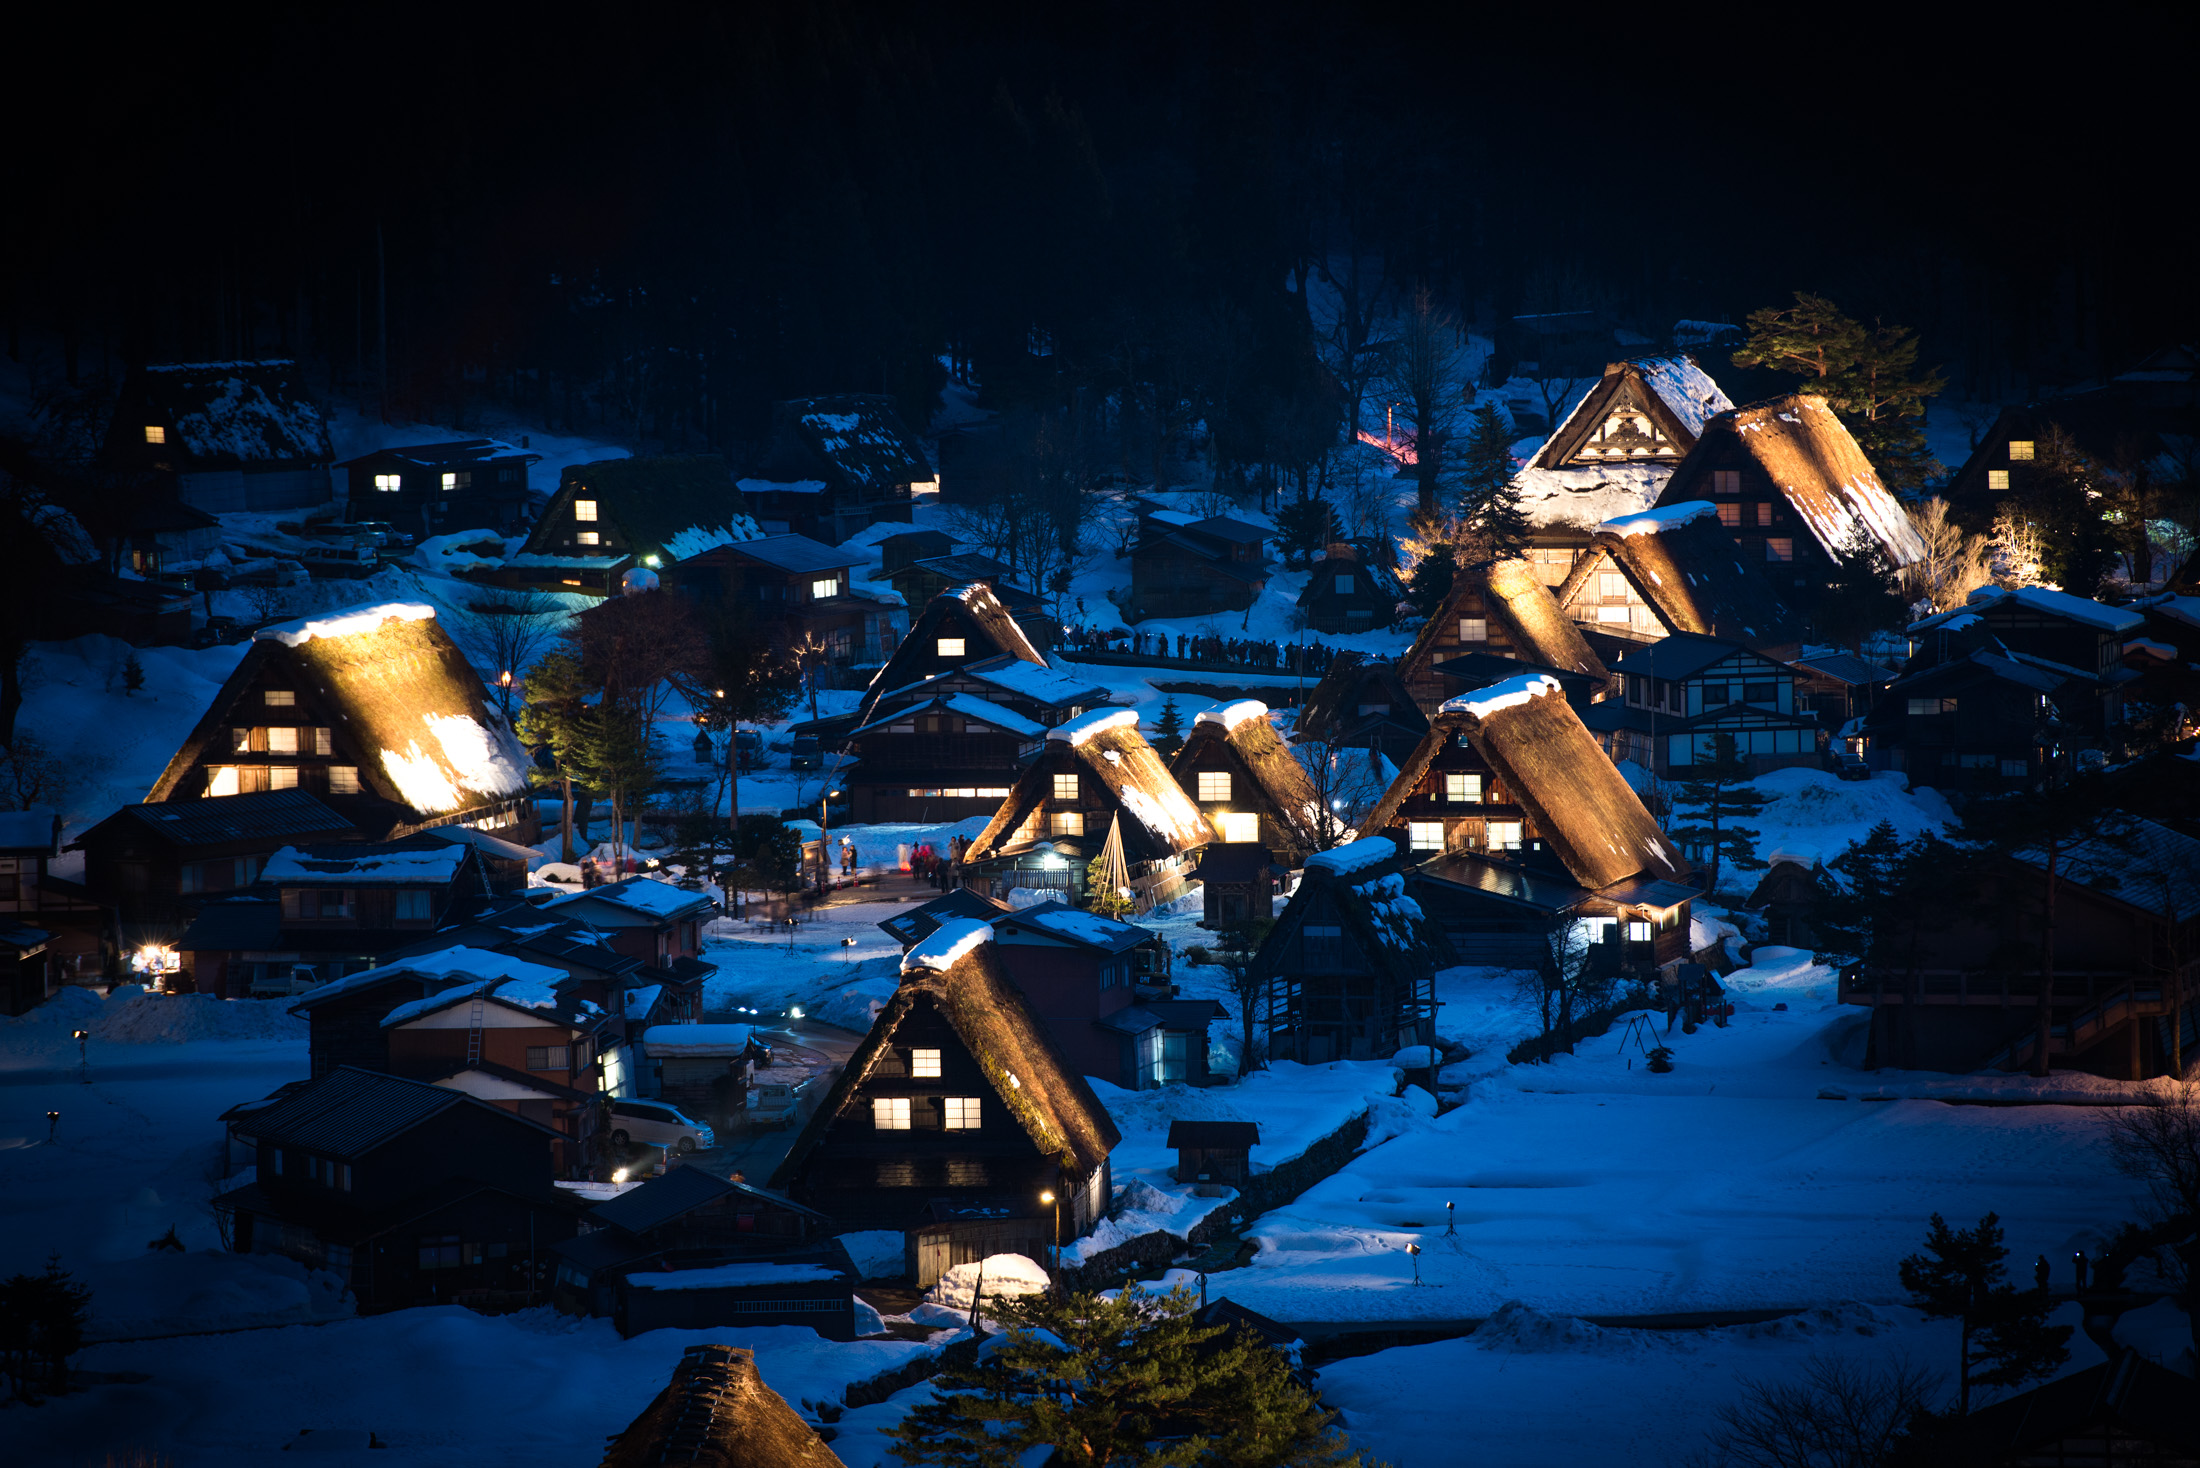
[1458,617,1488,642]
[871,1096,912,1130]
[1407,820,1445,852]
[910,1047,942,1079]
[1196,770,1232,802]
[942,1096,982,1130]
[1051,773,1079,801]
[936,637,966,657]
[573,499,599,522]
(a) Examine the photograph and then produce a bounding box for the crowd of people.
[1055,624,1344,676]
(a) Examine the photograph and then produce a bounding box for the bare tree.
[1517,917,1615,1062]
[1291,738,1392,852]
[1691,1355,1940,1468]
[1902,497,1995,613]
[2103,1080,2200,1366]
[473,588,567,719]
[1314,252,1393,439]
[1378,285,1466,530]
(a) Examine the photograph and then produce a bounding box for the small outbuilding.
[1167,1119,1259,1188]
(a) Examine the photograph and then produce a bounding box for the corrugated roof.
[589,1165,826,1237]
[245,1066,520,1157]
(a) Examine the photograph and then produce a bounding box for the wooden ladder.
[466,1000,484,1065]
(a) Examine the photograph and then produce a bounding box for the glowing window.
[265,726,299,754]
[1597,605,1630,623]
[1486,821,1523,850]
[1765,538,1795,563]
[576,531,599,546]
[205,767,240,797]
[978,787,1010,797]
[1987,470,2010,491]
[1598,572,1628,598]
[264,690,295,706]
[910,1048,941,1079]
[2008,440,2035,461]
[937,638,965,657]
[1458,618,1487,642]
[1052,774,1079,800]
[943,1097,982,1130]
[1755,502,1774,526]
[1221,811,1259,844]
[1444,773,1483,803]
[442,471,470,491]
[268,767,298,790]
[373,473,401,492]
[314,728,333,756]
[573,499,598,522]
[810,578,838,599]
[143,425,166,444]
[1716,503,1741,526]
[1051,811,1084,837]
[328,766,360,794]
[1197,771,1231,802]
[1626,920,1653,943]
[871,1097,911,1130]
[1408,820,1444,851]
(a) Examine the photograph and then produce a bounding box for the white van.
[607,1100,714,1154]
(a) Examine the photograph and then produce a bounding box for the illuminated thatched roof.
[1531,354,1733,470]
[1560,505,1806,652]
[1399,560,1609,704]
[967,708,1215,865]
[147,603,530,826]
[1169,700,1323,851]
[599,1344,846,1468]
[771,923,1122,1188]
[1368,675,1686,891]
[855,581,1046,728]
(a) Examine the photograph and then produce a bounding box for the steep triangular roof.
[1294,652,1426,749]
[765,394,932,495]
[1660,394,1926,565]
[1245,837,1451,992]
[1559,503,1807,653]
[1532,355,1733,470]
[1369,675,1685,890]
[600,1344,848,1468]
[521,456,760,564]
[1398,558,1609,703]
[1169,701,1322,851]
[146,603,530,826]
[968,708,1215,864]
[854,583,1047,728]
[771,921,1122,1189]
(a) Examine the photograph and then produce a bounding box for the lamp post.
[1039,1188,1059,1286]
[46,1110,59,1144]
[1406,1242,1423,1286]
[73,1029,89,1084]
[1445,1200,1456,1237]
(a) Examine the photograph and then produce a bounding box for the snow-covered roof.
[2135,594,2200,631]
[1305,837,1397,877]
[1003,902,1150,952]
[736,477,828,496]
[1048,706,1140,745]
[133,359,331,469]
[292,945,564,1009]
[381,971,566,1027]
[1440,673,1561,720]
[545,877,717,920]
[2013,816,2200,919]
[1193,699,1268,732]
[1959,585,2144,634]
[257,601,436,648]
[639,1024,755,1056]
[963,659,1107,707]
[943,694,1043,737]
[1598,501,1717,538]
[1711,395,1926,566]
[623,984,662,1019]
[262,842,465,885]
[904,917,994,974]
[624,1262,843,1290]
[1632,356,1734,439]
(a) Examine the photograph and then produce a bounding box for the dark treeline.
[9,3,2191,466]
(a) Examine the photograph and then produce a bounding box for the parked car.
[607,1099,714,1154]
[352,520,414,549]
[189,615,241,649]
[789,736,821,771]
[1833,751,1871,782]
[747,1081,800,1129]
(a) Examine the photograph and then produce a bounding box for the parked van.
[747,1081,800,1129]
[608,1099,714,1154]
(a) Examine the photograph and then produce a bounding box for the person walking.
[2034,1254,2051,1291]
[2073,1250,2089,1291]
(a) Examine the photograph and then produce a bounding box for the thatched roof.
[523,455,761,563]
[771,922,1121,1189]
[1662,395,1926,566]
[1367,675,1685,890]
[1294,653,1426,749]
[1397,559,1608,700]
[1564,504,1806,651]
[599,1344,846,1468]
[967,708,1215,864]
[764,394,932,496]
[147,603,530,823]
[1170,701,1323,850]
[1247,835,1451,988]
[1531,354,1733,470]
[855,582,1047,729]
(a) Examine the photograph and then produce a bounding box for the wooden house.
[550,1167,834,1319]
[333,439,539,538]
[146,602,537,840]
[383,971,607,1168]
[1582,633,1823,777]
[1168,1120,1258,1188]
[1497,310,1627,382]
[1859,645,2065,791]
[1249,837,1450,1064]
[878,528,954,573]
[769,920,1122,1284]
[510,456,761,594]
[1842,816,2200,1078]
[1295,543,1395,633]
[1787,650,1897,733]
[1188,842,1285,928]
[213,1066,582,1309]
[1,807,109,978]
[1428,651,1601,714]
[1168,700,1323,864]
[1908,586,2143,737]
[1901,1350,2199,1467]
[1396,558,1609,715]
[1291,653,1427,761]
[661,535,898,668]
[850,581,1055,725]
[541,877,719,973]
[963,707,1216,911]
[990,900,1205,1090]
[885,551,1055,653]
[0,923,55,1017]
[1525,355,1734,474]
[878,887,1011,951]
[1127,514,1272,623]
[599,1344,852,1468]
[637,1023,767,1123]
[290,947,572,1079]
[1383,673,1697,974]
[102,359,334,513]
[1650,394,1927,603]
[751,394,934,543]
[1555,502,1808,657]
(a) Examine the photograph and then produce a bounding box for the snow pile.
[639,1024,753,1055]
[1597,501,1717,537]
[1193,699,1268,731]
[627,1262,843,1290]
[95,992,308,1045]
[1306,837,1396,877]
[1047,705,1140,744]
[258,601,435,647]
[1440,672,1559,720]
[1058,1179,1232,1267]
[836,1231,909,1281]
[923,1254,1051,1315]
[79,1250,352,1342]
[1722,946,1835,1000]
[1472,1301,1622,1355]
[903,917,993,973]
[1744,768,1955,868]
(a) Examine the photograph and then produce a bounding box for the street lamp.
[1406,1242,1423,1286]
[1445,1201,1456,1237]
[1039,1189,1059,1283]
[45,1110,59,1144]
[73,1029,88,1083]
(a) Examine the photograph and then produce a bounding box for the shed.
[1296,542,1394,633]
[1166,1119,1260,1187]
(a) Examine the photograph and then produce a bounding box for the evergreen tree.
[0,1254,90,1400]
[1899,1212,2070,1415]
[567,702,659,876]
[887,1285,1364,1468]
[516,648,593,863]
[2001,427,2122,594]
[1813,525,1909,652]
[1732,292,1947,493]
[1820,820,1906,966]
[1151,695,1186,757]
[1454,402,1530,567]
[1273,495,1344,569]
[1084,851,1135,918]
[1403,543,1457,620]
[725,815,802,920]
[121,650,145,697]
[1664,734,1771,894]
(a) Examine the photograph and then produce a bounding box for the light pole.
[1039,1188,1059,1285]
[1445,1200,1456,1237]
[46,1110,59,1144]
[1406,1242,1423,1286]
[73,1029,89,1084]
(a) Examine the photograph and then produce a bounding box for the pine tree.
[121,651,145,697]
[1273,495,1344,569]
[1451,402,1530,568]
[1084,851,1134,918]
[1732,291,1946,493]
[1813,525,1909,653]
[1403,543,1457,620]
[517,648,592,863]
[567,703,659,876]
[1820,820,1906,966]
[1899,1212,2070,1415]
[886,1285,1365,1468]
[1151,696,1185,757]
[1665,734,1771,894]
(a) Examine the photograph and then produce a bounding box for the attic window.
[1051,811,1084,837]
[1712,470,1742,495]
[1459,618,1487,642]
[2008,440,2035,461]
[910,1047,941,1079]
[1444,773,1483,803]
[573,500,599,522]
[576,532,600,546]
[374,473,401,492]
[937,638,965,657]
[1764,538,1795,563]
[1335,574,1354,594]
[1052,774,1079,801]
[442,472,471,491]
[264,691,296,706]
[1987,470,2011,491]
[143,425,166,444]
[1197,771,1232,802]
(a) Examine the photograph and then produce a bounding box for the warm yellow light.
[1039,1190,1055,1206]
[612,1167,629,1184]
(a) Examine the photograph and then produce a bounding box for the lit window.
[314,728,333,756]
[911,1048,941,1078]
[268,767,298,790]
[1712,469,1742,495]
[576,531,600,546]
[1221,811,1259,843]
[1764,538,1794,563]
[1052,774,1079,800]
[1408,820,1444,852]
[872,1097,911,1130]
[1987,470,2010,491]
[1459,618,1487,642]
[1335,574,1354,594]
[395,890,431,921]
[2008,440,2034,461]
[811,578,838,599]
[373,473,401,492]
[978,787,1010,797]
[1444,773,1483,803]
[264,690,295,706]
[1051,811,1084,836]
[573,499,598,522]
[1597,605,1630,623]
[1716,503,1741,527]
[1755,503,1773,526]
[265,727,299,754]
[1598,572,1628,599]
[943,1097,982,1130]
[231,728,252,753]
[205,767,240,797]
[144,425,166,444]
[1486,820,1523,850]
[937,638,965,657]
[1197,771,1231,802]
[328,766,360,794]
[441,471,470,491]
[1626,920,1653,943]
